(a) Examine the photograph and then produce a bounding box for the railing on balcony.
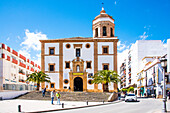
[12,58,18,64]
[19,62,26,68]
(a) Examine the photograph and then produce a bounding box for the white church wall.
[98,42,114,54]
[45,56,59,71]
[46,73,59,89]
[98,56,114,70]
[45,43,59,55]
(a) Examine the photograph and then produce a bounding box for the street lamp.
[160,57,167,112]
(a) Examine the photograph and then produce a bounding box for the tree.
[26,71,51,90]
[128,87,134,93]
[92,70,120,92]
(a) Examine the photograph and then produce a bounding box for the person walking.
[42,88,46,97]
[51,90,55,105]
[56,91,61,105]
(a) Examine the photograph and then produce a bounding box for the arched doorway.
[74,77,83,91]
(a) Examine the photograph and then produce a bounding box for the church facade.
[40,8,119,92]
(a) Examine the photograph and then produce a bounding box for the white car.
[125,94,137,102]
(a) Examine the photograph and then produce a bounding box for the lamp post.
[160,58,167,112]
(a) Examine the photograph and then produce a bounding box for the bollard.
[62,103,64,108]
[103,100,104,104]
[0,97,2,101]
[18,105,21,112]
[86,101,88,105]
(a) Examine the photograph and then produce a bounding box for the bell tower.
[92,7,115,38]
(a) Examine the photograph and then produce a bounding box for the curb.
[23,100,123,113]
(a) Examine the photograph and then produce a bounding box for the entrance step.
[16,91,112,102]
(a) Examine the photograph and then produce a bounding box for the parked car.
[125,93,137,102]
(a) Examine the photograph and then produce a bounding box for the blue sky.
[0,0,170,65]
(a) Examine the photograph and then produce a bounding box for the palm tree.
[92,70,120,92]
[26,71,51,90]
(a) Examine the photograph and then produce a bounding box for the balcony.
[12,58,18,64]
[12,50,18,56]
[19,54,26,61]
[19,62,26,68]
[31,68,34,72]
[31,61,34,66]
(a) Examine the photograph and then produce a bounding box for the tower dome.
[92,7,115,38]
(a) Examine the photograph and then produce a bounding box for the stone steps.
[17,91,111,102]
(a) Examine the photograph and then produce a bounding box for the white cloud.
[6,37,10,41]
[20,29,47,51]
[115,1,117,5]
[139,32,148,40]
[19,29,48,65]
[117,41,128,51]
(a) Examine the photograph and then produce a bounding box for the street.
[47,99,170,113]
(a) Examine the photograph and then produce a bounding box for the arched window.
[95,28,98,37]
[103,26,107,36]
[76,65,80,72]
[110,28,114,37]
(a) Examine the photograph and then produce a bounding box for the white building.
[0,43,41,90]
[119,40,166,93]
[137,57,164,98]
[40,8,119,92]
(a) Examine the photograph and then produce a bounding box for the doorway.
[74,77,83,91]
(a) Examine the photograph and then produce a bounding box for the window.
[103,26,107,36]
[49,63,55,72]
[64,79,69,84]
[102,46,109,54]
[88,80,93,85]
[49,47,55,55]
[95,28,98,37]
[110,28,113,36]
[66,44,71,49]
[86,43,90,48]
[86,61,92,69]
[76,48,80,57]
[76,65,80,72]
[65,61,70,69]
[50,83,54,88]
[103,63,109,70]
[50,65,54,71]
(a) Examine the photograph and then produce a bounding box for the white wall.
[45,56,59,71]
[46,73,59,89]
[98,42,114,54]
[45,43,59,55]
[98,56,113,70]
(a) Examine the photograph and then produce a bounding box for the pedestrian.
[44,87,46,97]
[69,87,71,92]
[118,92,121,100]
[51,90,55,105]
[42,88,45,97]
[56,91,61,105]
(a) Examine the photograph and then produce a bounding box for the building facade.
[119,40,166,93]
[40,8,119,92]
[137,57,164,98]
[0,43,41,90]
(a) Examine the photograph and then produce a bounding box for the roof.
[93,7,114,22]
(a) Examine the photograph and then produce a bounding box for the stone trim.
[94,40,98,91]
[45,71,59,73]
[69,72,87,92]
[40,39,119,43]
[102,63,109,70]
[73,44,82,48]
[41,43,45,89]
[66,44,71,49]
[64,79,69,84]
[49,47,55,55]
[48,63,55,72]
[50,82,55,89]
[43,54,59,56]
[59,42,63,91]
[102,46,109,54]
[85,43,91,48]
